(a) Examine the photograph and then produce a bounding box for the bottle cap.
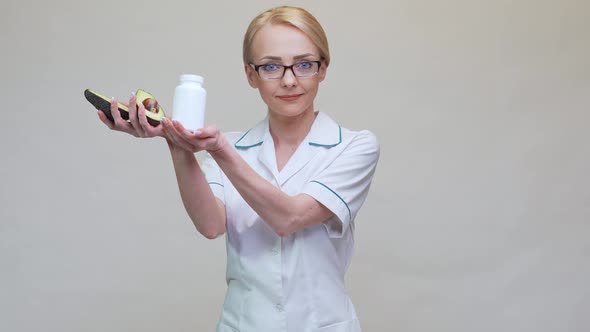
[180,74,204,84]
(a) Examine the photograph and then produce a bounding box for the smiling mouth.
[278,94,303,101]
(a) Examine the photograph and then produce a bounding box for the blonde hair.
[243,6,330,66]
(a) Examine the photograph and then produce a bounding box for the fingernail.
[130,92,135,98]
[193,130,201,136]
[161,118,167,124]
[111,97,115,102]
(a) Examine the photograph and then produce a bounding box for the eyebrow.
[258,53,317,61]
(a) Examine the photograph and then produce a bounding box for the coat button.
[275,303,284,312]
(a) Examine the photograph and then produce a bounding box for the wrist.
[168,140,195,159]
[207,134,231,159]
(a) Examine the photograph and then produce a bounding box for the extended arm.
[167,142,226,239]
[96,97,226,239]
[162,119,333,237]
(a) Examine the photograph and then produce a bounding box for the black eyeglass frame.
[250,60,323,80]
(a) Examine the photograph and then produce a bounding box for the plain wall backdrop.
[1,0,589,331]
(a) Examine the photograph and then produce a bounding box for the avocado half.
[84,88,165,126]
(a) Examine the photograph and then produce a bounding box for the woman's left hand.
[161,118,226,153]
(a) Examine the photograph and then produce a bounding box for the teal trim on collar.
[309,125,342,148]
[234,129,263,149]
[208,182,224,187]
[234,113,340,149]
[310,180,351,221]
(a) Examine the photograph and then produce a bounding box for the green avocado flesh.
[84,88,165,126]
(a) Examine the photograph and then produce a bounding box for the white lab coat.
[202,112,380,332]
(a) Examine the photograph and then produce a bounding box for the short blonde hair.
[243,6,330,66]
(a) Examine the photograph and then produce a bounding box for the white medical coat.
[202,112,380,332]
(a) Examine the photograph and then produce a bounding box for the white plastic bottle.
[172,74,207,132]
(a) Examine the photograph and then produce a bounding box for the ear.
[318,62,328,83]
[244,64,259,88]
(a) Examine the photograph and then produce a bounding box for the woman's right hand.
[97,94,165,138]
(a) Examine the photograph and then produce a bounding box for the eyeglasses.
[250,60,322,80]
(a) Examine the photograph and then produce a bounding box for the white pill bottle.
[172,74,207,132]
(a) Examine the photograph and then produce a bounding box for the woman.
[97,6,379,332]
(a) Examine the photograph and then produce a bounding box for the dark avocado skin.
[84,89,161,126]
[84,89,129,122]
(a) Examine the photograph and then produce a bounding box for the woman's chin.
[268,105,314,119]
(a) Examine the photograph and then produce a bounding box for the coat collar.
[234,112,342,185]
[234,111,342,149]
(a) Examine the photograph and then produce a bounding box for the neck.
[268,109,317,148]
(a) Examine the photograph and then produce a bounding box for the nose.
[281,66,297,87]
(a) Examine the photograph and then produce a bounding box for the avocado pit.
[142,98,159,113]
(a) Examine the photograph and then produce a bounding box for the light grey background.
[1,0,589,331]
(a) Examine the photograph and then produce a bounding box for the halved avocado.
[134,89,165,125]
[84,88,166,126]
